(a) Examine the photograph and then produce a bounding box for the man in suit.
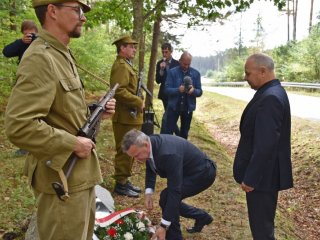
[155,43,180,134]
[110,35,144,197]
[233,53,293,240]
[164,51,202,139]
[121,129,216,240]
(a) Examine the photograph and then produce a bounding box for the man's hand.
[101,98,116,119]
[74,136,95,158]
[22,33,33,44]
[151,226,166,240]
[241,182,254,192]
[160,60,167,70]
[145,193,153,210]
[186,85,194,95]
[179,85,185,93]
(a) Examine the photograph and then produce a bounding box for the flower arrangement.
[94,209,154,240]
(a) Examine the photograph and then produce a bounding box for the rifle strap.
[58,169,69,200]
[75,63,109,86]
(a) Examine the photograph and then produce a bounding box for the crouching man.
[121,129,217,240]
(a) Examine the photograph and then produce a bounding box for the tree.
[250,14,266,52]
[292,0,298,41]
[309,0,314,33]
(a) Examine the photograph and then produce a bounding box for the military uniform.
[110,39,143,187]
[5,27,99,239]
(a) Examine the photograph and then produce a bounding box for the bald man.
[164,51,202,139]
[233,53,293,240]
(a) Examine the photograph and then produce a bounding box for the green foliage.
[176,0,286,27]
[271,24,320,83]
[222,56,246,81]
[206,69,215,78]
[86,1,133,30]
[70,27,116,91]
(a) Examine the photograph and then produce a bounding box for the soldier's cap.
[32,0,91,13]
[112,35,138,47]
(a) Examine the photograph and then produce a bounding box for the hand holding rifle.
[52,84,119,201]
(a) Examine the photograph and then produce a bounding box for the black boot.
[114,183,139,198]
[126,181,141,193]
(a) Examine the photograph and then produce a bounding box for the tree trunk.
[287,0,290,42]
[131,0,144,73]
[9,0,17,31]
[293,0,298,41]
[146,15,161,108]
[309,0,314,33]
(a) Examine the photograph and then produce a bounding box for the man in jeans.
[164,51,202,139]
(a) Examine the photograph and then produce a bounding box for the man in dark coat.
[233,53,293,240]
[121,129,216,240]
[2,20,38,63]
[155,43,180,134]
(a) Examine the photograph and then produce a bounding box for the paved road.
[203,86,320,121]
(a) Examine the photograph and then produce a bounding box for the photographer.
[164,51,202,139]
[2,20,38,63]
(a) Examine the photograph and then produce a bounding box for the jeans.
[164,107,193,139]
[160,100,180,136]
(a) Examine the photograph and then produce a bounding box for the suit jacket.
[233,79,293,191]
[146,134,212,222]
[165,66,202,112]
[155,57,180,100]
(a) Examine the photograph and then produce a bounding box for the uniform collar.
[37,29,75,64]
[38,29,70,53]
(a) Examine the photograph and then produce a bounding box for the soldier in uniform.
[110,35,144,198]
[4,1,115,240]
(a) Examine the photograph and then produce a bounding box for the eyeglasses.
[54,4,85,20]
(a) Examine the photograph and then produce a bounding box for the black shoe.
[186,214,213,233]
[126,181,141,193]
[114,183,139,198]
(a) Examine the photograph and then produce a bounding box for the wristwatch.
[160,223,170,230]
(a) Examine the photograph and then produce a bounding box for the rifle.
[130,71,151,119]
[52,83,119,201]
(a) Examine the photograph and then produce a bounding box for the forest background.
[0,0,319,239]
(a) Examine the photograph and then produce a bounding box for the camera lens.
[31,33,37,41]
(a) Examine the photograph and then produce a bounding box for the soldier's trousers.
[34,187,95,240]
[112,122,141,184]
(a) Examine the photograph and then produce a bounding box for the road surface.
[203,86,320,121]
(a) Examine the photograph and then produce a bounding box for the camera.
[183,76,192,92]
[30,33,37,42]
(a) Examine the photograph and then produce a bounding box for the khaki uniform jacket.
[110,56,143,125]
[5,29,102,194]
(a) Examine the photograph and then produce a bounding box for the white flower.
[136,221,146,231]
[124,232,133,240]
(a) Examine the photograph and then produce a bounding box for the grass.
[0,88,319,239]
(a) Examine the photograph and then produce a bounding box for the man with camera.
[164,51,202,139]
[2,20,38,63]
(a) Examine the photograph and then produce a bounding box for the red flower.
[115,219,124,225]
[107,227,117,237]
